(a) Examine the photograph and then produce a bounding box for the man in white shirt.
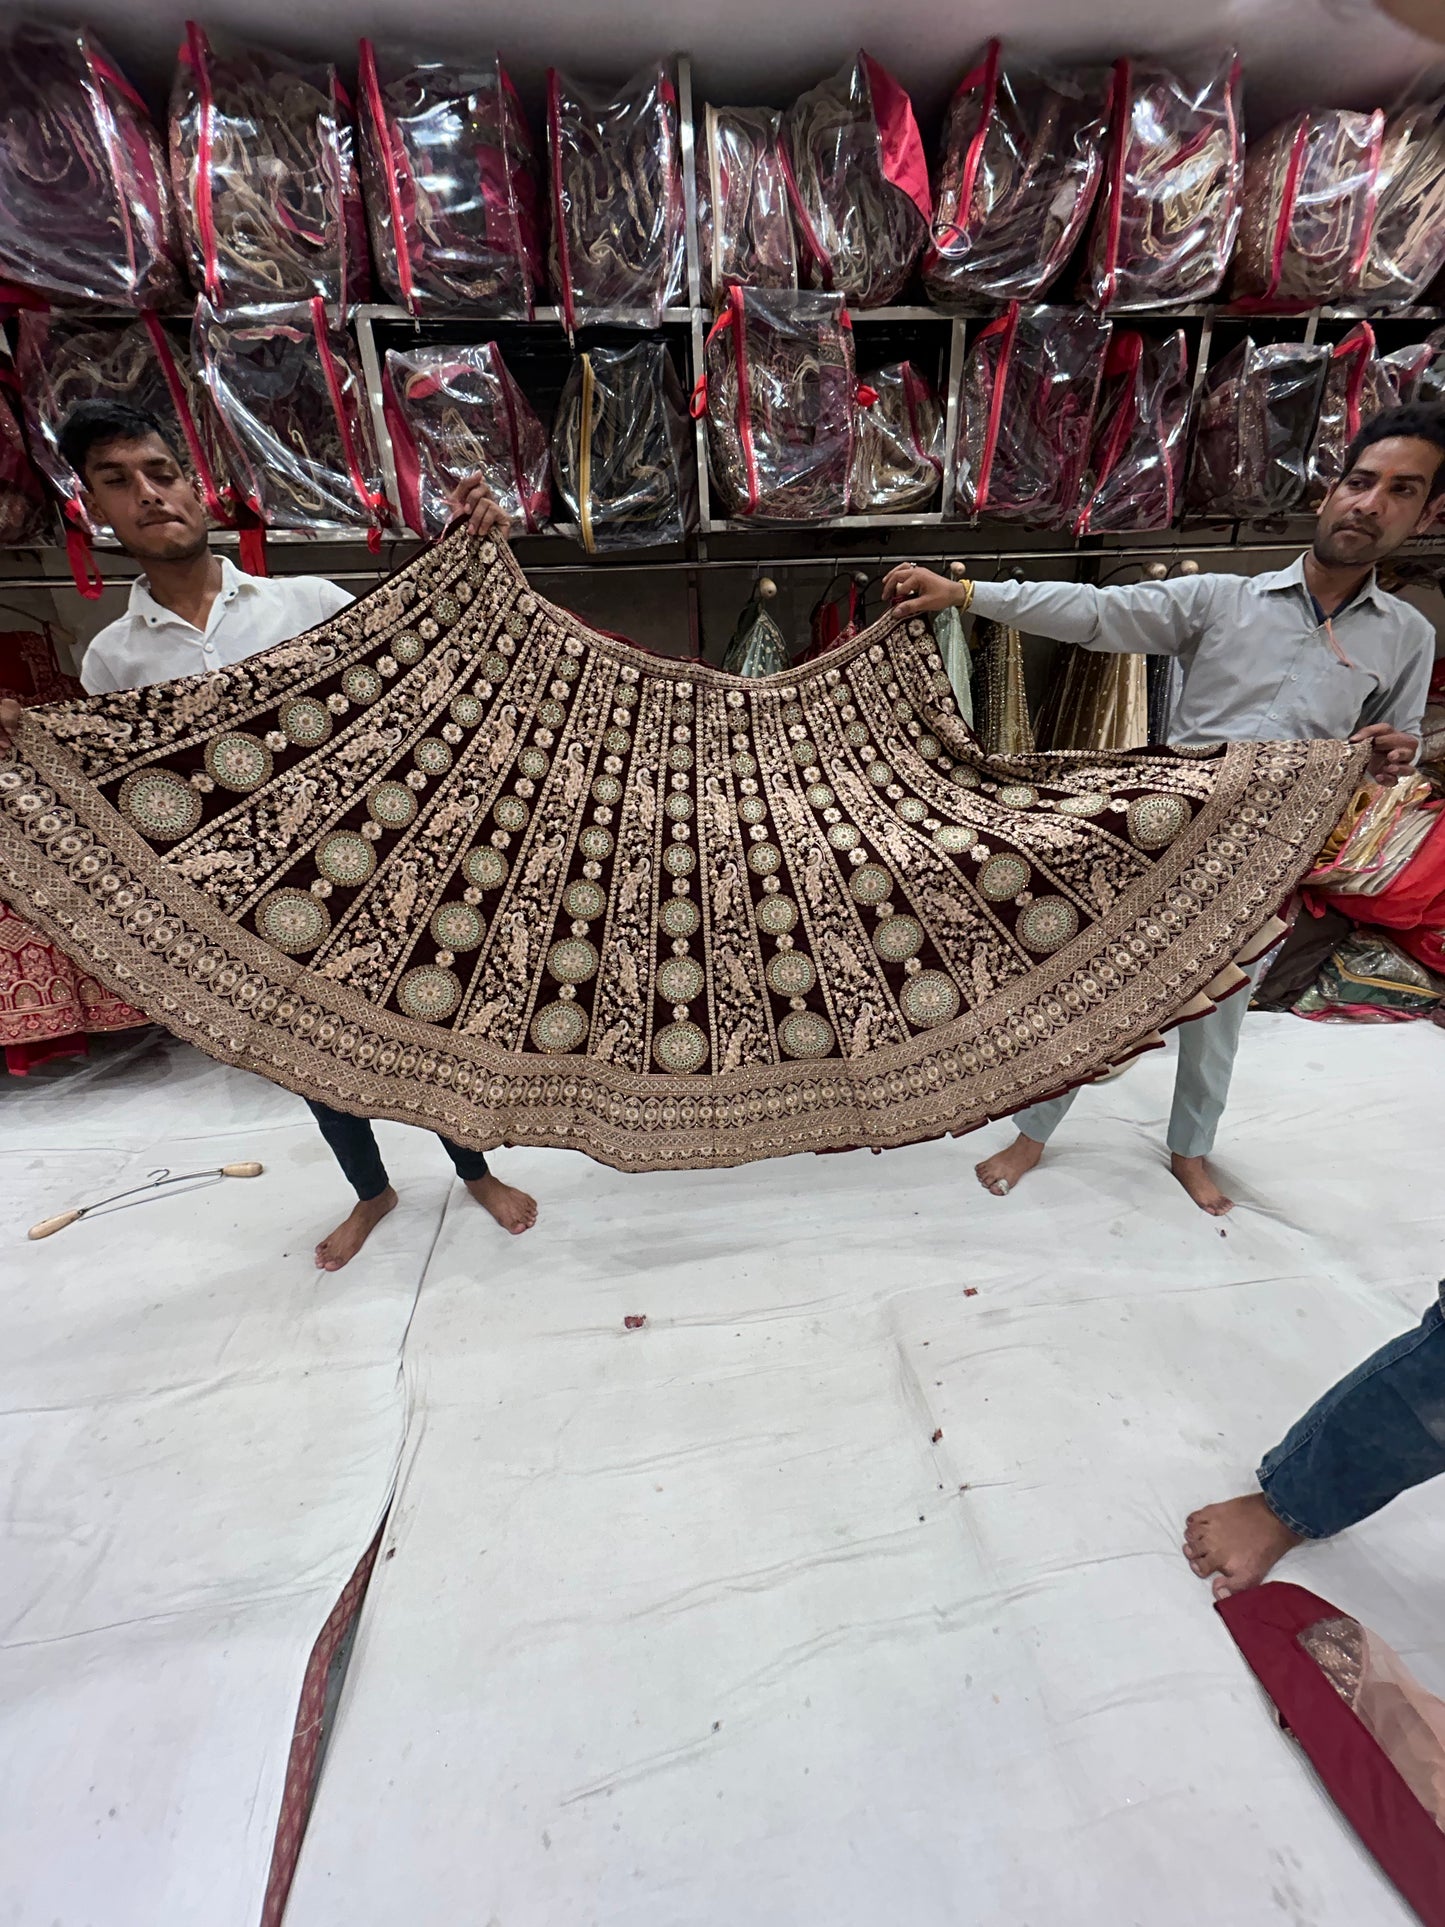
[883,405,1444,1214]
[0,397,538,1268]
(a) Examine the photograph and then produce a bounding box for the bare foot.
[465,1172,538,1235]
[975,1133,1045,1197]
[315,1185,398,1271]
[1171,1152,1234,1216]
[1183,1493,1302,1599]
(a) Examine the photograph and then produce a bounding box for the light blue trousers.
[1014,958,1265,1159]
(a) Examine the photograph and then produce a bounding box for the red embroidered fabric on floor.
[0,630,145,1070]
[356,45,543,317]
[924,41,1108,310]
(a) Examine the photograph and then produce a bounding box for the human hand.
[0,697,22,755]
[881,563,965,615]
[1350,722,1418,785]
[449,472,511,540]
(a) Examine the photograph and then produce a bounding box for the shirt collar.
[126,555,256,632]
[1252,552,1386,614]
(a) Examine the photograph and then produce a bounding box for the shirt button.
[203,643,216,656]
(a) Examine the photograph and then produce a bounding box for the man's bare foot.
[975,1133,1045,1197]
[1183,1493,1302,1599]
[465,1172,537,1235]
[315,1186,398,1271]
[1171,1152,1234,1216]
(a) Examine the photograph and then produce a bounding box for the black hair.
[56,399,185,483]
[1342,403,1445,500]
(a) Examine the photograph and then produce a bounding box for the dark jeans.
[1258,1288,1445,1539]
[306,1098,489,1202]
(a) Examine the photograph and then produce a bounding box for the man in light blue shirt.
[884,404,1445,1214]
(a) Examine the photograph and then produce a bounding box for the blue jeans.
[1258,1290,1445,1540]
[306,1099,490,1202]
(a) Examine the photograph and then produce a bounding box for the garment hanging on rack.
[0,530,1364,1171]
[932,606,974,729]
[1036,647,1149,753]
[971,617,1035,754]
[721,592,792,677]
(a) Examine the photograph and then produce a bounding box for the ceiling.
[24,0,1445,128]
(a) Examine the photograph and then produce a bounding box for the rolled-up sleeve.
[968,573,1216,658]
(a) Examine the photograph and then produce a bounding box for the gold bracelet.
[956,576,975,615]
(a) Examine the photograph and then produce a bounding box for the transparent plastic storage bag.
[357,44,543,317]
[1309,324,1402,501]
[696,105,798,302]
[1074,329,1190,535]
[849,362,944,513]
[382,342,550,539]
[1233,110,1384,306]
[170,24,369,310]
[923,41,1108,310]
[1356,100,1445,307]
[1081,50,1243,310]
[1186,338,1330,520]
[551,342,694,552]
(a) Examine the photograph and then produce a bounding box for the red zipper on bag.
[141,312,232,525]
[973,304,1018,511]
[310,297,387,549]
[359,40,417,315]
[183,22,222,305]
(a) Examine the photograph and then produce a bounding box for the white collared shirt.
[968,554,1436,746]
[79,559,355,694]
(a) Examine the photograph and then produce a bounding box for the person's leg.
[1185,1296,1445,1597]
[1166,960,1263,1214]
[434,1133,538,1236]
[975,1089,1079,1195]
[306,1099,399,1271]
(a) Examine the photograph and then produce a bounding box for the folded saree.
[0,20,183,312]
[1074,329,1190,535]
[1233,110,1384,307]
[782,52,931,309]
[1187,338,1329,521]
[383,342,550,539]
[0,532,1364,1172]
[923,41,1108,310]
[551,342,693,553]
[849,362,944,514]
[1358,101,1445,308]
[170,25,369,310]
[357,44,543,317]
[1082,51,1242,311]
[696,105,798,302]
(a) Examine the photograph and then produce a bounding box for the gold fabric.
[1037,647,1149,754]
[972,619,1035,755]
[0,533,1364,1172]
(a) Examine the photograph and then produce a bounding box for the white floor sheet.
[0,1033,444,1927]
[282,1013,1445,1927]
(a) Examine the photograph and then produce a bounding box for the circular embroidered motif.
[661,897,700,937]
[791,739,817,766]
[662,843,694,875]
[537,699,566,727]
[867,761,893,787]
[658,956,705,1003]
[462,846,508,889]
[205,732,272,792]
[494,795,530,831]
[432,594,460,625]
[547,937,599,984]
[554,655,581,681]
[779,1009,835,1059]
[756,894,798,935]
[669,744,694,771]
[256,888,330,954]
[563,879,606,920]
[592,775,622,806]
[933,824,976,853]
[997,784,1038,808]
[950,766,981,789]
[897,798,927,823]
[414,738,453,775]
[765,951,817,998]
[850,863,892,904]
[1128,793,1190,849]
[900,970,961,1029]
[1017,896,1080,954]
[737,796,767,825]
[732,752,757,778]
[653,1020,708,1074]
[603,727,631,755]
[518,747,550,779]
[397,965,461,1022]
[391,630,425,665]
[916,733,940,759]
[280,698,332,748]
[874,915,923,963]
[531,1000,589,1054]
[448,694,483,729]
[316,831,376,888]
[664,792,694,820]
[979,853,1030,901]
[367,782,417,829]
[806,783,834,809]
[429,903,482,952]
[118,769,202,841]
[1058,791,1108,817]
[482,651,509,680]
[827,823,861,851]
[343,664,383,705]
[580,826,614,861]
[844,722,869,747]
[747,842,782,876]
